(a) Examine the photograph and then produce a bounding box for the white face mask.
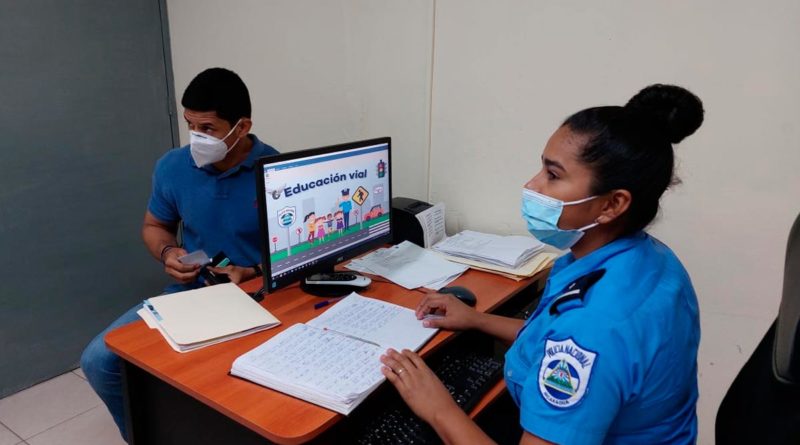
[189,119,242,167]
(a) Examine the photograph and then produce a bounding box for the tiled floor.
[0,369,126,445]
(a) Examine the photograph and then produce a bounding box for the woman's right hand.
[162,248,201,283]
[415,292,482,331]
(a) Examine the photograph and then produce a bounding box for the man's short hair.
[181,68,251,125]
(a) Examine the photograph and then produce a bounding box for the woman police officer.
[380,84,705,445]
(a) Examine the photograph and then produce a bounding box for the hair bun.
[625,84,704,144]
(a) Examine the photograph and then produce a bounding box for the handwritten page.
[307,293,438,351]
[233,323,383,401]
[231,293,440,414]
[415,202,447,248]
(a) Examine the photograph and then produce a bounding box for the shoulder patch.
[538,338,597,408]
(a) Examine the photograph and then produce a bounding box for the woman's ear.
[597,189,632,224]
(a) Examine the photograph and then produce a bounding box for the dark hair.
[563,84,704,234]
[181,68,251,126]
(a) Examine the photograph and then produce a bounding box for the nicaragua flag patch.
[538,338,597,408]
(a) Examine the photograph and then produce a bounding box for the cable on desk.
[249,281,302,301]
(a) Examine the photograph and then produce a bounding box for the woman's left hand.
[380,348,460,425]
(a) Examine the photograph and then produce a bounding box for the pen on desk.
[314,298,343,310]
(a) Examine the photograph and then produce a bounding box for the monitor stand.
[300,270,372,298]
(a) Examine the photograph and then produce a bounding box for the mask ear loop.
[577,220,600,232]
[562,195,597,206]
[561,195,600,232]
[222,118,244,153]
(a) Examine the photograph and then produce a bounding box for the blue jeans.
[79,303,142,441]
[80,283,195,441]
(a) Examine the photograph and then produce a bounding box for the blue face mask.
[521,188,599,250]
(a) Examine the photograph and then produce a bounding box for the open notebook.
[230,293,439,414]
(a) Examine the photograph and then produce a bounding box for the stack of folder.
[432,230,558,280]
[137,283,281,353]
[435,251,557,280]
[346,241,468,290]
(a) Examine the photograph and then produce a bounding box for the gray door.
[0,0,178,397]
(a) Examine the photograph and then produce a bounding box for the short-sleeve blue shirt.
[147,135,278,291]
[505,232,700,445]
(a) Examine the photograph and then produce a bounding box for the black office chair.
[715,212,800,444]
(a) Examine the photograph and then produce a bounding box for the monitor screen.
[256,137,392,292]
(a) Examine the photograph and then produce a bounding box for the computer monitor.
[255,137,392,293]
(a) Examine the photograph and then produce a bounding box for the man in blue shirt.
[80,68,278,441]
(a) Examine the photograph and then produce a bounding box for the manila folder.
[148,283,279,346]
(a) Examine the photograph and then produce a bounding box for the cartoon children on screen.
[335,210,344,235]
[298,186,372,246]
[304,211,316,243]
[326,213,334,237]
[315,216,326,242]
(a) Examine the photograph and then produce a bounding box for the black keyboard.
[350,352,504,445]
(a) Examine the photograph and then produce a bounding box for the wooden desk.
[106,268,547,444]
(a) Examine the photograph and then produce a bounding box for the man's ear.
[596,189,632,224]
[237,118,253,135]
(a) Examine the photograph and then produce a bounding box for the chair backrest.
[716,212,800,444]
[774,214,800,383]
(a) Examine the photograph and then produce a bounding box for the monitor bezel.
[255,137,392,294]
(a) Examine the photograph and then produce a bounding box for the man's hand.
[207,265,254,284]
[162,248,201,284]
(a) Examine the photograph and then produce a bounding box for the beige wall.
[168,1,800,443]
[430,2,800,443]
[167,0,434,200]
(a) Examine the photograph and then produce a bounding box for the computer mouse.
[438,286,477,307]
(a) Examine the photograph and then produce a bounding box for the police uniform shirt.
[504,231,700,445]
